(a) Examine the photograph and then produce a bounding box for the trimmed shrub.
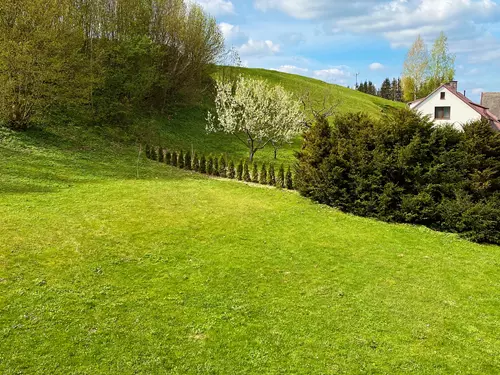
[219,155,227,178]
[171,151,178,167]
[165,151,172,165]
[207,155,214,175]
[158,147,164,163]
[213,157,220,176]
[228,160,235,179]
[243,161,251,182]
[184,151,192,170]
[286,166,293,190]
[236,160,243,181]
[268,164,276,186]
[259,164,267,185]
[178,150,185,169]
[200,155,207,174]
[252,163,259,183]
[277,164,285,188]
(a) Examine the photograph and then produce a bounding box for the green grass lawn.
[1,124,500,374]
[153,67,405,166]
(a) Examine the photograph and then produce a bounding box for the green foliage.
[171,151,178,167]
[150,146,158,162]
[236,160,243,181]
[243,161,251,182]
[165,151,172,165]
[296,109,500,244]
[218,155,227,178]
[277,164,285,188]
[200,154,207,174]
[145,145,151,159]
[268,164,276,186]
[286,166,293,190]
[192,153,199,172]
[259,164,268,185]
[158,147,164,163]
[252,163,259,183]
[178,150,185,169]
[184,151,192,170]
[228,160,235,179]
[213,157,220,176]
[207,155,214,175]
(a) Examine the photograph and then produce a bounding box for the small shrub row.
[145,145,294,189]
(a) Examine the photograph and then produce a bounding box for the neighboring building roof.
[481,92,500,119]
[411,83,500,131]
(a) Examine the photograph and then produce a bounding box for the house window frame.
[435,106,451,120]
[440,92,446,100]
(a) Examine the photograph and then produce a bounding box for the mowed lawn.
[1,126,500,374]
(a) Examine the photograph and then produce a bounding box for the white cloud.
[313,67,349,84]
[369,62,384,71]
[219,23,248,45]
[239,39,281,56]
[277,65,309,74]
[195,0,235,15]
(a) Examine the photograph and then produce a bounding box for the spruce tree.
[286,166,293,190]
[207,155,214,175]
[213,157,219,176]
[171,151,178,167]
[236,160,243,181]
[178,150,185,169]
[268,164,276,186]
[184,151,192,170]
[228,160,235,179]
[252,163,259,183]
[277,164,285,188]
[165,151,172,165]
[200,155,207,174]
[259,163,267,185]
[219,155,227,178]
[243,161,251,182]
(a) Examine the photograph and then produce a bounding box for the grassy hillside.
[153,67,405,165]
[1,125,499,374]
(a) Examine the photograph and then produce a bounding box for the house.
[481,92,500,120]
[408,81,500,131]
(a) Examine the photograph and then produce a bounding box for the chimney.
[448,81,458,91]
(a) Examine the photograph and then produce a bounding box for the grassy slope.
[154,67,405,165]
[1,126,499,374]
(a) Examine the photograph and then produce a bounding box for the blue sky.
[195,0,500,102]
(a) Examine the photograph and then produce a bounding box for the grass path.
[1,126,499,374]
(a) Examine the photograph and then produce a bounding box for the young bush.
[259,164,267,185]
[207,155,214,175]
[243,161,251,182]
[213,157,220,176]
[165,151,172,165]
[228,160,235,179]
[178,150,185,169]
[236,160,243,181]
[219,155,227,178]
[286,166,293,190]
[252,163,259,183]
[171,151,178,167]
[277,164,285,188]
[268,164,276,186]
[200,155,207,174]
[184,151,192,170]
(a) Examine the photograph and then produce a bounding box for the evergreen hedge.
[236,160,243,181]
[268,164,276,186]
[200,155,207,174]
[207,155,214,175]
[277,164,285,188]
[295,109,500,245]
[259,164,267,185]
[178,150,185,169]
[243,161,251,182]
[171,151,178,167]
[286,166,293,190]
[165,151,172,165]
[213,157,219,176]
[184,151,192,170]
[158,147,164,163]
[228,160,236,179]
[219,155,227,178]
[252,163,259,183]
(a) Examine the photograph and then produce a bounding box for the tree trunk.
[249,148,255,162]
[274,148,278,160]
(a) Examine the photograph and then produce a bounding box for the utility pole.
[355,72,360,88]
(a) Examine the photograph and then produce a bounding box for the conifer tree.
[286,166,293,189]
[219,155,227,178]
[252,163,259,183]
[259,163,268,185]
[207,155,214,175]
[380,78,392,99]
[243,161,251,182]
[165,151,172,165]
[192,153,199,172]
[184,151,191,170]
[213,157,219,176]
[236,160,243,180]
[228,160,236,179]
[277,164,285,188]
[200,155,207,173]
[268,164,276,186]
[158,148,164,163]
[178,150,185,169]
[171,151,178,167]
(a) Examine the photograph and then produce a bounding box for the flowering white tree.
[207,76,305,161]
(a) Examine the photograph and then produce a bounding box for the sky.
[194,0,500,103]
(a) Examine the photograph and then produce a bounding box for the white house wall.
[414,88,481,130]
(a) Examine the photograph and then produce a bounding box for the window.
[440,92,446,100]
[435,106,451,120]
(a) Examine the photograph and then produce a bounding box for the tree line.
[356,78,403,102]
[0,0,225,130]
